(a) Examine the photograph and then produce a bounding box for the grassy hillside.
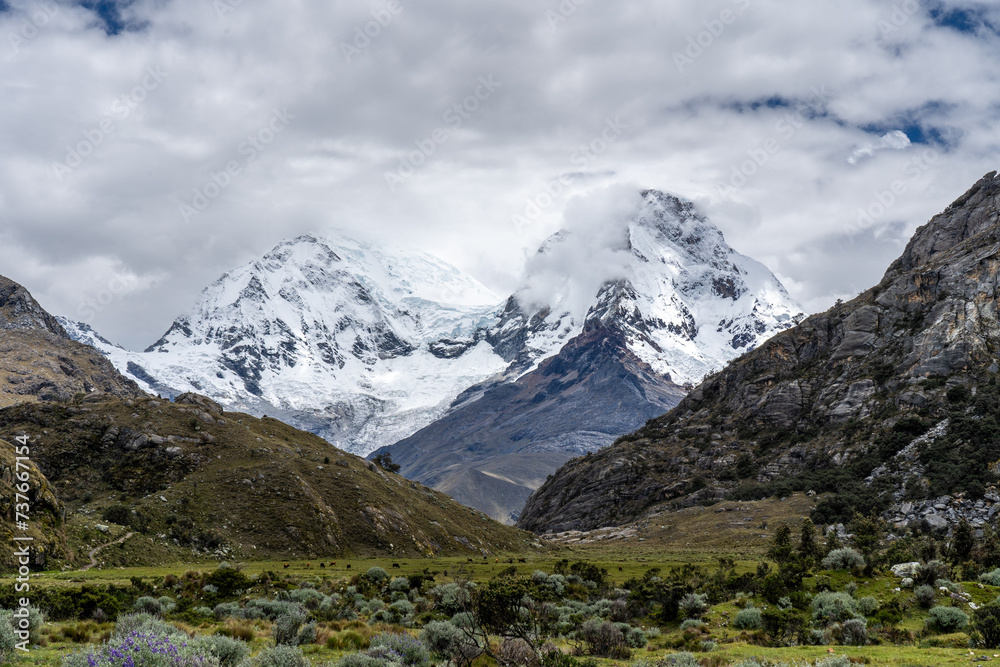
[0,393,543,568]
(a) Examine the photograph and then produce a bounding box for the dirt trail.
[81,531,134,571]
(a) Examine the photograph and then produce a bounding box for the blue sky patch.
[73,0,146,35]
[927,2,1000,37]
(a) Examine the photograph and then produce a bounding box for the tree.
[371,452,401,473]
[950,520,974,565]
[798,518,821,563]
[850,513,885,574]
[768,525,795,565]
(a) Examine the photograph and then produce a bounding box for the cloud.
[847,130,912,165]
[0,0,998,349]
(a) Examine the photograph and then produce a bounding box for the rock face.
[0,275,145,408]
[518,171,1000,535]
[373,321,687,524]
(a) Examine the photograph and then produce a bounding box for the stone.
[891,562,921,578]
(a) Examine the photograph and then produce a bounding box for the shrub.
[190,634,249,667]
[856,596,879,616]
[915,585,936,609]
[625,627,647,648]
[815,657,852,667]
[678,593,708,619]
[841,618,868,645]
[821,548,865,571]
[112,614,183,640]
[974,603,1000,648]
[0,615,15,658]
[272,608,307,646]
[62,627,201,667]
[915,560,950,586]
[579,618,630,659]
[133,597,162,616]
[389,577,410,592]
[811,592,859,625]
[430,583,470,615]
[733,606,762,630]
[388,600,415,626]
[367,632,431,667]
[248,645,310,667]
[699,640,717,652]
[660,652,700,667]
[678,619,704,631]
[927,605,969,632]
[420,621,465,658]
[365,567,389,586]
[157,597,177,615]
[982,569,1000,587]
[214,603,239,620]
[288,589,324,608]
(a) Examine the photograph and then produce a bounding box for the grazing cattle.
[506,558,514,564]
[283,564,289,569]
[618,566,623,572]
[517,558,526,563]
[467,558,473,563]
[330,562,336,566]
[391,563,401,569]
[305,563,311,568]
[346,564,351,570]
[494,558,499,563]
[320,563,325,568]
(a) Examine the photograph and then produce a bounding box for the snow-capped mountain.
[63,190,802,463]
[488,190,803,386]
[71,235,509,454]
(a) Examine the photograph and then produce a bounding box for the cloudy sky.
[1,0,998,350]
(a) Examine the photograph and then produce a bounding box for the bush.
[272,608,307,646]
[420,621,465,658]
[248,645,310,667]
[915,560,950,586]
[133,596,162,616]
[661,652,700,667]
[579,618,630,659]
[678,593,708,619]
[856,596,879,616]
[157,597,177,615]
[214,603,239,620]
[190,635,249,667]
[815,657,852,667]
[367,633,431,667]
[974,603,1000,648]
[388,600,415,626]
[0,615,15,658]
[981,569,1000,586]
[841,618,868,646]
[430,583,470,616]
[733,606,762,630]
[915,585,936,609]
[821,548,865,571]
[625,627,647,648]
[678,619,704,631]
[389,577,410,592]
[811,592,859,625]
[927,605,969,632]
[365,567,389,585]
[62,626,205,667]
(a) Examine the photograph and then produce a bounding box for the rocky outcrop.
[518,171,1000,535]
[0,274,146,408]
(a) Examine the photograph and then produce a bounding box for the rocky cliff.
[0,275,145,408]
[519,171,1000,535]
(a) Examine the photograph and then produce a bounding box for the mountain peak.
[0,275,67,337]
[889,170,1000,275]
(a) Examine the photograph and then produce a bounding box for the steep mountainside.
[487,190,803,384]
[0,275,145,408]
[377,190,801,523]
[519,171,1000,535]
[0,393,540,564]
[375,322,687,524]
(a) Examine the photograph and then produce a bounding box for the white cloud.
[0,0,998,348]
[847,130,913,165]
